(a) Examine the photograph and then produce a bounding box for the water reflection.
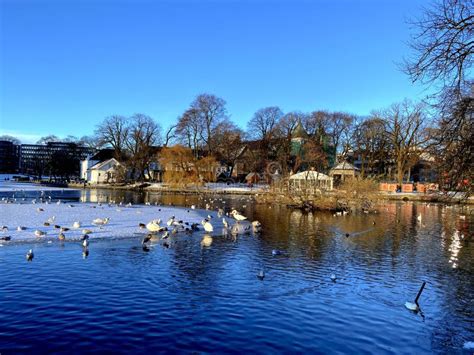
[1,188,472,353]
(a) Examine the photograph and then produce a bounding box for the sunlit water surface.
[0,189,473,354]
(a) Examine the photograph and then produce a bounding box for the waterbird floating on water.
[26,249,34,261]
[330,273,337,282]
[257,269,265,280]
[405,281,426,312]
[202,220,213,233]
[73,221,81,229]
[252,221,262,233]
[146,220,163,233]
[201,235,213,247]
[231,210,247,221]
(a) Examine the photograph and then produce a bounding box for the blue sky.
[0,0,430,143]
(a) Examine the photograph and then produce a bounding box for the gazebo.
[289,170,334,191]
[329,161,359,184]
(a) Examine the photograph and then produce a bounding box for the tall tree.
[353,116,390,178]
[176,108,203,155]
[326,112,355,158]
[191,93,228,155]
[36,135,60,145]
[213,121,245,177]
[384,100,431,186]
[246,106,283,141]
[431,95,473,193]
[95,115,129,159]
[0,135,21,145]
[404,0,473,97]
[126,114,162,180]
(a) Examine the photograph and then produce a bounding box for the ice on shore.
[0,202,245,243]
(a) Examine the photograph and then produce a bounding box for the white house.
[80,156,99,181]
[87,158,123,184]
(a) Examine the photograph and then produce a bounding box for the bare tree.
[36,135,60,145]
[326,112,355,158]
[353,115,390,178]
[126,114,162,181]
[191,93,228,154]
[431,94,474,193]
[95,115,130,159]
[213,121,245,177]
[176,108,203,156]
[384,100,431,186]
[163,124,178,147]
[304,110,330,136]
[404,0,473,97]
[247,106,283,141]
[0,135,21,145]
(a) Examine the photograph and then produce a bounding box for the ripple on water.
[0,199,472,353]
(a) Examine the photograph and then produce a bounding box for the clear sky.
[0,0,431,143]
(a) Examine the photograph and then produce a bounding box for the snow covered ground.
[0,181,78,192]
[0,201,253,244]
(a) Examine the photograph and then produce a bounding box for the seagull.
[26,249,34,261]
[34,230,46,237]
[191,205,196,209]
[73,221,81,229]
[202,219,213,233]
[231,210,247,221]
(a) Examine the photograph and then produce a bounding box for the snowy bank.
[0,202,254,244]
[0,180,78,193]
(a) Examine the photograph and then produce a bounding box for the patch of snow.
[0,202,254,243]
[0,181,77,192]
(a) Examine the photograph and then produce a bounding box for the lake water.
[1,188,473,353]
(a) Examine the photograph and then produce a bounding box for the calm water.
[1,188,473,354]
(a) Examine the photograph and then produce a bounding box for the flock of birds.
[2,191,469,306]
[1,194,266,267]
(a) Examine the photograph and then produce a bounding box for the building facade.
[20,142,95,178]
[0,140,20,173]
